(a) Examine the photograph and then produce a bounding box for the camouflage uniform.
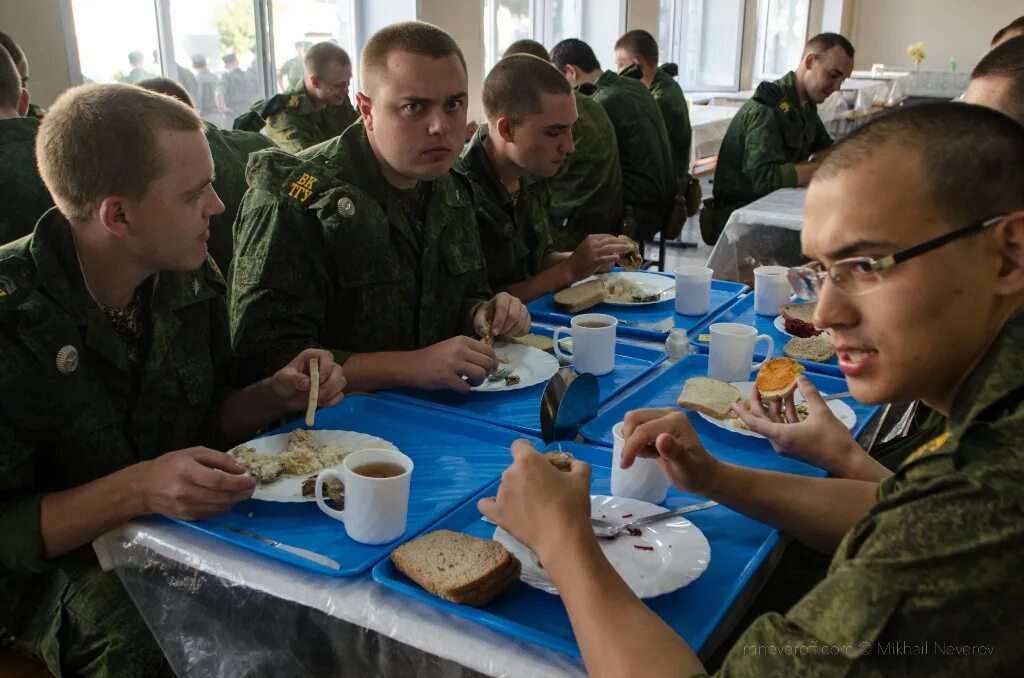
[709,312,1024,675]
[229,121,491,382]
[591,70,675,241]
[203,121,276,272]
[708,71,833,240]
[454,124,554,292]
[258,81,359,154]
[0,117,53,244]
[0,209,234,677]
[621,64,692,190]
[194,69,222,127]
[547,88,623,251]
[218,66,256,119]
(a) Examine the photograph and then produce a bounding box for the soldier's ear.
[356,93,373,131]
[17,89,29,117]
[994,211,1024,297]
[97,196,130,239]
[495,116,515,143]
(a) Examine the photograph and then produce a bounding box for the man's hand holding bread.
[473,291,531,341]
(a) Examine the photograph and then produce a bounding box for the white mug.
[315,447,414,545]
[612,422,668,504]
[707,323,774,382]
[675,266,712,316]
[553,313,617,376]
[753,265,792,316]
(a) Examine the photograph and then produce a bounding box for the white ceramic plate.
[235,430,399,502]
[697,381,856,439]
[573,272,675,306]
[470,343,559,392]
[493,495,711,599]
[773,314,830,339]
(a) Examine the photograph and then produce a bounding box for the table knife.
[215,523,341,570]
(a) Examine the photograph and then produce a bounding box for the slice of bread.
[779,301,816,323]
[755,358,805,401]
[542,451,574,471]
[391,530,521,606]
[677,377,743,419]
[513,334,555,353]
[784,334,835,362]
[554,279,605,313]
[617,235,643,271]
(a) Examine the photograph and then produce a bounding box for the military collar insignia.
[902,430,952,467]
[288,94,300,107]
[192,277,202,296]
[207,257,224,282]
[0,273,16,297]
[56,344,79,375]
[338,196,356,217]
[779,100,792,114]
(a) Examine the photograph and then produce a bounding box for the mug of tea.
[707,322,774,382]
[315,447,414,545]
[552,313,617,375]
[753,265,792,316]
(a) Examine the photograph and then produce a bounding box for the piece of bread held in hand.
[391,530,521,607]
[542,451,575,472]
[677,377,743,419]
[755,358,805,401]
[553,279,605,313]
[617,235,643,271]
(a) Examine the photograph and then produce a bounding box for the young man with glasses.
[480,102,1024,675]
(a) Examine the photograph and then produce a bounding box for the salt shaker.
[665,328,690,360]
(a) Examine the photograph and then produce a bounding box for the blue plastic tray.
[688,293,842,377]
[527,273,748,341]
[377,325,666,438]
[171,395,538,577]
[372,442,802,658]
[579,355,878,474]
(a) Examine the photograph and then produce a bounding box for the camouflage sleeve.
[741,107,799,195]
[229,199,335,384]
[266,116,318,155]
[810,115,834,155]
[0,414,49,573]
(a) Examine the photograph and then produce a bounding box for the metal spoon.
[590,500,718,539]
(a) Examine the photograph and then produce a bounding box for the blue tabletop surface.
[689,293,843,377]
[527,273,748,341]
[579,355,879,477]
[373,441,796,658]
[171,395,538,576]
[377,325,665,438]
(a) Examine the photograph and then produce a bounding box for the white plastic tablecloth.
[706,188,808,282]
[840,79,892,111]
[689,104,739,164]
[94,519,587,677]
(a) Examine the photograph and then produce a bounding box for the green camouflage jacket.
[218,67,257,117]
[547,88,623,251]
[260,81,359,153]
[204,121,276,272]
[454,124,553,292]
[0,117,53,245]
[229,122,492,382]
[592,70,675,240]
[622,64,692,190]
[710,71,833,233]
[711,311,1024,675]
[0,209,234,575]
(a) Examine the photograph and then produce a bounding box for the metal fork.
[590,500,718,539]
[617,316,675,333]
[487,367,515,382]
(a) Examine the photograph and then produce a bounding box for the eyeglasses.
[788,215,1006,299]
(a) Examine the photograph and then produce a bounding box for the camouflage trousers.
[1,555,172,677]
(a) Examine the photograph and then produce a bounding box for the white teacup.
[315,447,414,545]
[753,265,792,316]
[611,422,668,504]
[707,323,774,382]
[553,313,617,376]
[675,266,713,316]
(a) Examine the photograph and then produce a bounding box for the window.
[754,0,810,82]
[270,0,355,94]
[70,0,159,84]
[483,0,533,72]
[659,0,744,91]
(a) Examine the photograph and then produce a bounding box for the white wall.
[418,0,486,123]
[0,0,76,108]
[847,0,1020,73]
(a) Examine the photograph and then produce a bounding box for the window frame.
[753,0,811,83]
[659,0,745,92]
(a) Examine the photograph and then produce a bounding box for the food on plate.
[783,316,822,338]
[676,377,743,419]
[542,451,575,471]
[391,530,522,606]
[784,334,836,362]
[232,429,354,485]
[780,301,817,323]
[512,334,555,353]
[301,474,345,507]
[554,278,605,313]
[504,374,521,386]
[617,235,643,271]
[755,358,805,401]
[604,275,664,303]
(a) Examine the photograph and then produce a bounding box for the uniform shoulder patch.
[281,155,337,207]
[245,147,304,193]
